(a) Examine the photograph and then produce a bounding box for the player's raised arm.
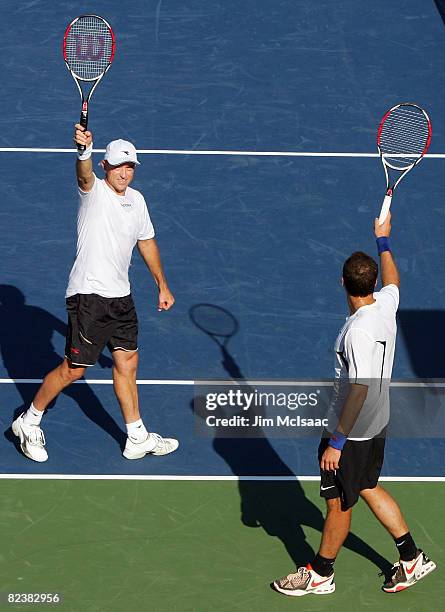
[74,124,94,192]
[374,212,400,288]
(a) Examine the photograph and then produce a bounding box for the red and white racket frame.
[377,103,432,225]
[63,15,116,150]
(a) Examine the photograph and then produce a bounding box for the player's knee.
[325,497,344,513]
[113,351,138,377]
[62,361,85,382]
[360,484,380,500]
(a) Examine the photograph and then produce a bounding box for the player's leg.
[111,348,140,423]
[360,484,436,592]
[23,292,96,418]
[12,293,103,462]
[319,498,352,558]
[109,294,178,459]
[271,496,345,597]
[33,358,86,411]
[360,484,408,538]
[314,437,363,568]
[359,435,435,592]
[111,348,179,458]
[12,358,86,463]
[271,436,362,597]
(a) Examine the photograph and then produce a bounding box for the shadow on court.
[0,285,126,451]
[190,303,392,573]
[396,310,445,438]
[398,310,445,378]
[434,0,445,26]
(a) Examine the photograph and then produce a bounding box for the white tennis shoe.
[382,550,436,592]
[123,432,179,459]
[272,565,335,596]
[12,413,48,463]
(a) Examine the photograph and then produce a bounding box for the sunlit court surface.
[1,1,444,610]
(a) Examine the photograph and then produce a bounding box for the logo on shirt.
[120,200,132,208]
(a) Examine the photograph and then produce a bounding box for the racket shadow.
[189,303,392,573]
[0,285,126,452]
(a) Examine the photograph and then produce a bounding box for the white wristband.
[77,142,93,161]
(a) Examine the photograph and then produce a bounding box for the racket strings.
[65,16,113,80]
[379,106,430,167]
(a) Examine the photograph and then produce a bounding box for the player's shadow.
[398,310,445,378]
[434,1,445,26]
[190,303,392,574]
[0,285,126,451]
[395,310,445,438]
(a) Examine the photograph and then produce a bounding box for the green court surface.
[0,480,442,611]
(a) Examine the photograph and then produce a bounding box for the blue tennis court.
[2,2,445,610]
[2,1,445,480]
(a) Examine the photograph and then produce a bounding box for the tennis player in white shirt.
[273,213,436,596]
[12,124,179,462]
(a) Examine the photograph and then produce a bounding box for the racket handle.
[378,193,392,225]
[77,105,88,153]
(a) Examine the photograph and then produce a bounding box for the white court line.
[0,474,443,482]
[1,378,445,387]
[1,147,445,158]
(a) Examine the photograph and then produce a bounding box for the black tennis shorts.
[318,431,386,510]
[65,293,138,367]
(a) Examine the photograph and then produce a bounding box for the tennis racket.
[377,102,432,224]
[63,15,116,152]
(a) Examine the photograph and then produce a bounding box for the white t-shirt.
[326,284,399,439]
[66,175,155,298]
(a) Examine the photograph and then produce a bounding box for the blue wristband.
[328,430,347,451]
[376,236,391,255]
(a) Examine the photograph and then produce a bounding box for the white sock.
[126,419,149,443]
[23,403,44,427]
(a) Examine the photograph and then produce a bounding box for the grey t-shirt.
[326,284,399,439]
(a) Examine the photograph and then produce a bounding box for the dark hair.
[342,252,378,297]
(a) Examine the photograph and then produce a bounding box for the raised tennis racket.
[63,15,116,152]
[377,102,431,224]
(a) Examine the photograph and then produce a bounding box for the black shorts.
[318,432,386,510]
[65,293,138,367]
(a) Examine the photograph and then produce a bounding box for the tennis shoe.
[382,550,436,593]
[272,564,335,596]
[12,413,48,462]
[123,432,179,459]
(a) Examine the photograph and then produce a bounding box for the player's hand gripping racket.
[63,15,116,152]
[377,102,431,224]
